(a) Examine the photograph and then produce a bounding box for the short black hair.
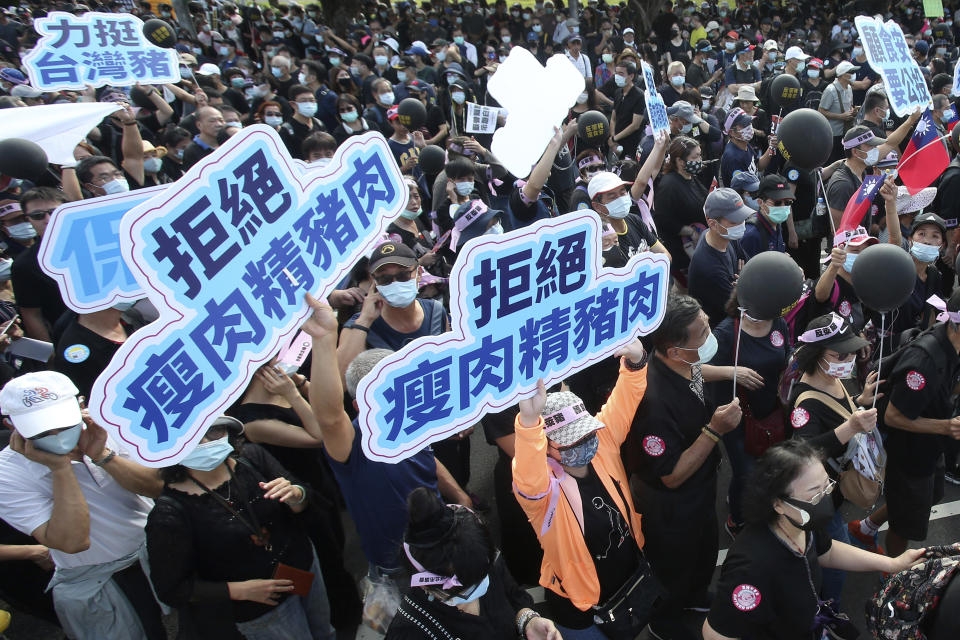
[76,155,118,184]
[288,83,313,101]
[302,131,338,157]
[862,91,886,114]
[743,440,823,525]
[651,294,702,353]
[444,155,476,180]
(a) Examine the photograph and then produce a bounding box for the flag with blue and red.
[839,174,884,234]
[898,108,950,195]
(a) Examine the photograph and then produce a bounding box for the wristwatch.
[93,449,117,467]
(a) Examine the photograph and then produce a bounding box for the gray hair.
[345,349,393,399]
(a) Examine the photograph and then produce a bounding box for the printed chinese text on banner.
[641,61,669,137]
[88,127,406,467]
[357,213,669,463]
[22,12,180,91]
[855,16,931,117]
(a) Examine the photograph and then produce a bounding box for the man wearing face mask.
[741,174,794,259]
[513,338,651,639]
[688,188,751,326]
[625,294,742,640]
[75,155,135,199]
[0,371,165,640]
[279,84,325,160]
[0,200,37,258]
[588,171,666,261]
[720,107,773,189]
[819,60,859,161]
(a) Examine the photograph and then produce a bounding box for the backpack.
[872,325,944,429]
[866,543,960,640]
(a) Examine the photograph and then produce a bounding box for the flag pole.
[817,169,837,238]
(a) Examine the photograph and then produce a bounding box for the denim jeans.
[236,551,335,640]
[821,509,850,603]
[555,622,609,639]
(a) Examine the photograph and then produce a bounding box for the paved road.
[3,428,957,639]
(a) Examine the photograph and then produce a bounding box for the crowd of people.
[1,0,960,638]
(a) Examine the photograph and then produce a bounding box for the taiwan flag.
[898,108,950,195]
[839,174,883,234]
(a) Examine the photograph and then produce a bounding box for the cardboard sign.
[465,102,499,134]
[855,16,931,117]
[88,127,405,466]
[22,12,180,91]
[923,0,945,18]
[357,213,669,462]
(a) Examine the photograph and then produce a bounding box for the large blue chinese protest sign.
[855,16,930,117]
[88,127,405,466]
[357,213,669,462]
[641,61,669,137]
[22,12,180,91]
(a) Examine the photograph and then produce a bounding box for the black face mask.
[685,159,703,175]
[338,77,352,87]
[781,495,834,531]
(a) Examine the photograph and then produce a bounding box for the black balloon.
[776,108,833,170]
[397,97,426,130]
[577,110,609,144]
[737,252,804,320]
[418,145,446,175]
[142,18,177,49]
[851,243,916,312]
[770,73,802,109]
[0,138,48,179]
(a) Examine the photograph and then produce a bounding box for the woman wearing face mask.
[254,101,286,132]
[654,136,709,278]
[159,126,192,182]
[702,440,924,640]
[814,228,879,333]
[146,417,336,640]
[331,69,359,100]
[443,78,474,138]
[387,488,561,640]
[140,141,171,187]
[594,44,616,87]
[787,313,883,602]
[514,339,654,640]
[387,178,441,272]
[331,94,372,145]
[569,150,605,211]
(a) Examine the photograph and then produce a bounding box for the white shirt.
[0,441,152,570]
[566,51,593,79]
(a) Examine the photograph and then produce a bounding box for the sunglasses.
[373,266,417,287]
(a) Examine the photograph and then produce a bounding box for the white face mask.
[576,92,588,104]
[101,178,129,194]
[5,221,36,240]
[614,74,627,87]
[717,220,746,240]
[265,114,283,127]
[604,194,632,219]
[820,357,855,378]
[379,91,395,105]
[143,157,163,174]
[862,146,880,166]
[298,72,308,84]
[451,91,466,104]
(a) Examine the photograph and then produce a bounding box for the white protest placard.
[357,213,669,462]
[855,15,931,117]
[641,61,670,137]
[0,102,123,165]
[22,12,180,91]
[88,127,406,467]
[465,102,499,134]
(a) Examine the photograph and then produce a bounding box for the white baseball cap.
[196,62,222,76]
[0,371,82,438]
[835,60,860,76]
[587,171,632,199]
[785,46,809,61]
[763,39,779,51]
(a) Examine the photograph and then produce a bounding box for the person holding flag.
[898,106,952,196]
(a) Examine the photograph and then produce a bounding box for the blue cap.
[730,170,761,193]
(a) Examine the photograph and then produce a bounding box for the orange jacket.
[511,361,647,611]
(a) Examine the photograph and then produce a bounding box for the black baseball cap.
[757,174,794,201]
[911,212,947,237]
[368,242,418,273]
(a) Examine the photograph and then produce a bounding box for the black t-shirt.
[652,171,708,271]
[181,140,216,171]
[788,381,851,463]
[710,317,789,419]
[688,235,743,327]
[11,242,67,330]
[625,355,718,491]
[812,276,864,332]
[886,324,960,476]
[53,320,127,400]
[280,117,326,159]
[601,214,659,268]
[708,524,830,640]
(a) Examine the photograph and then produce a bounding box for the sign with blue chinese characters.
[855,16,930,118]
[641,61,669,137]
[357,213,669,462]
[88,127,405,466]
[22,12,180,91]
[40,187,163,313]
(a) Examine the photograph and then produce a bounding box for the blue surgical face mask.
[32,424,83,455]
[0,257,12,280]
[719,220,746,240]
[443,574,490,605]
[677,331,719,365]
[559,432,599,467]
[181,436,234,471]
[910,241,940,263]
[484,222,503,235]
[843,252,858,272]
[144,157,163,174]
[401,207,422,220]
[455,181,473,196]
[378,279,418,307]
[614,74,627,87]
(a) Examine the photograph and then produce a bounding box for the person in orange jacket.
[512,338,654,640]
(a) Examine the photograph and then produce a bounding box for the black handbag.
[591,553,665,640]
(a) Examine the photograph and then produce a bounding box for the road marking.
[716,498,960,566]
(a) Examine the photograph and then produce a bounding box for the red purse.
[734,319,787,457]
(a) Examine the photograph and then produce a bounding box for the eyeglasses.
[373,267,417,287]
[806,479,836,506]
[23,209,53,221]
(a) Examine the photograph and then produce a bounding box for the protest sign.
[488,47,584,178]
[22,12,180,91]
[356,213,669,462]
[924,0,945,18]
[953,56,960,98]
[465,102,500,134]
[0,102,123,166]
[40,187,163,313]
[88,127,405,466]
[855,16,931,117]
[641,61,669,137]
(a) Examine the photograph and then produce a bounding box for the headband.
[927,294,960,323]
[448,142,477,158]
[798,313,846,344]
[543,401,590,435]
[833,226,869,248]
[404,542,462,590]
[724,107,747,133]
[842,130,875,150]
[578,155,603,170]
[450,200,489,251]
[0,202,21,217]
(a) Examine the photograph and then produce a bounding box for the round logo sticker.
[643,435,666,457]
[732,584,762,611]
[791,407,810,428]
[63,344,90,364]
[770,330,785,347]
[787,169,799,181]
[906,371,926,391]
[838,300,852,317]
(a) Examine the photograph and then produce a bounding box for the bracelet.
[290,485,307,505]
[701,426,720,443]
[122,121,138,126]
[295,376,308,389]
[516,609,540,638]
[623,352,649,371]
[349,323,370,333]
[93,449,117,466]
